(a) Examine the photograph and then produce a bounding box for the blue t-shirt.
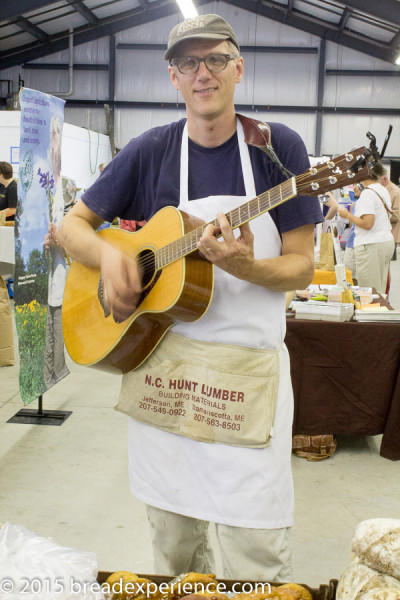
[82,119,323,234]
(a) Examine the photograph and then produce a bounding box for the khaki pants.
[146,505,292,582]
[355,239,395,293]
[344,246,356,280]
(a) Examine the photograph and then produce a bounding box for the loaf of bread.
[351,519,400,579]
[336,561,400,600]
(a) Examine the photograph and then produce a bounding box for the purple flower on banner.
[38,167,55,221]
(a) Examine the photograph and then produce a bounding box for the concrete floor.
[1,257,399,589]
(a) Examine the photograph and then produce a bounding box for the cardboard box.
[96,572,338,600]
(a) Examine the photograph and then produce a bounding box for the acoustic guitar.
[62,146,371,373]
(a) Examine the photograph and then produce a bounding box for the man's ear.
[168,65,180,90]
[235,57,244,84]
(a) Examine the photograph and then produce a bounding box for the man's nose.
[196,60,211,77]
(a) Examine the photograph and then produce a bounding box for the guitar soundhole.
[137,248,161,304]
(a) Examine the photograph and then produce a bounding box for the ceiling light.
[175,0,198,19]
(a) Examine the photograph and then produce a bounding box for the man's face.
[168,39,243,121]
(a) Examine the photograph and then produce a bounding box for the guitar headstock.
[297,125,393,197]
[296,146,371,197]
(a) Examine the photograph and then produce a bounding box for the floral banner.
[15,88,69,405]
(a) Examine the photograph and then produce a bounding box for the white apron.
[126,119,294,528]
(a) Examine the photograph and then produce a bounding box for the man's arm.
[58,200,142,323]
[198,214,315,291]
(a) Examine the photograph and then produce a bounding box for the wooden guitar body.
[63,143,374,374]
[62,206,213,373]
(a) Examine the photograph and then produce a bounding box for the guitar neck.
[156,177,297,269]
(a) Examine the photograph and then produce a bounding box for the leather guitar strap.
[236,113,295,179]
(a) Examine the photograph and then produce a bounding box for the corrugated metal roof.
[0,0,399,67]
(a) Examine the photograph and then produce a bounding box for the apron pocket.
[116,333,280,448]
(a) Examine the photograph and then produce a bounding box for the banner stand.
[7,395,72,426]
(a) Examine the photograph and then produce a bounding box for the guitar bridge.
[98,278,111,318]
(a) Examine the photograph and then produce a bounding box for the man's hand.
[197,212,255,280]
[99,243,142,324]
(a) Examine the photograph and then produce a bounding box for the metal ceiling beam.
[337,7,351,33]
[326,69,400,77]
[61,98,400,116]
[0,0,60,21]
[391,31,400,52]
[333,0,400,28]
[0,0,210,69]
[64,0,99,26]
[224,0,395,63]
[11,15,50,42]
[23,62,108,70]
[116,43,318,54]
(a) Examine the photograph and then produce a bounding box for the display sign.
[14,88,69,405]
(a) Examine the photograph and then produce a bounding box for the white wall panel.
[112,107,316,155]
[63,107,108,137]
[114,107,187,148]
[321,114,400,157]
[236,53,318,106]
[324,74,400,109]
[325,41,396,71]
[116,49,174,102]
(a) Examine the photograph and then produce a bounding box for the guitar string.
[134,166,365,274]
[134,156,367,273]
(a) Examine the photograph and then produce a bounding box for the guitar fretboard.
[156,177,296,269]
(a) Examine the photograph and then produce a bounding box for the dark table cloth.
[285,318,400,460]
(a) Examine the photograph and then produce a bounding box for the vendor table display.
[285,316,400,460]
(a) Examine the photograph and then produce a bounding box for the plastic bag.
[0,522,105,600]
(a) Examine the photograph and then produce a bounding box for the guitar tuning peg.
[327,161,335,169]
[309,167,317,175]
[328,176,337,184]
[333,167,342,175]
[345,153,353,162]
[311,182,320,191]
[346,170,355,178]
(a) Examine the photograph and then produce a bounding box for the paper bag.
[319,231,335,270]
[0,276,14,366]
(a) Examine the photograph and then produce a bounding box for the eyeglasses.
[170,53,237,74]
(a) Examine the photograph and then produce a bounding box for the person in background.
[59,14,323,581]
[336,163,394,294]
[0,162,18,221]
[379,171,400,251]
[341,183,362,280]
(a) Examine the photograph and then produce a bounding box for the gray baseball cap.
[164,14,240,61]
